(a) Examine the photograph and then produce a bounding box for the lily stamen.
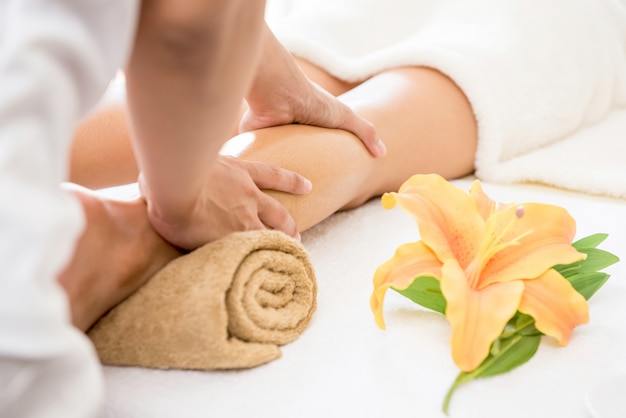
[467,216,534,289]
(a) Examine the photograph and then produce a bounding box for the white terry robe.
[273,0,626,198]
[0,1,137,417]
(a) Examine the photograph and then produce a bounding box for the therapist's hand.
[240,24,386,157]
[142,155,311,251]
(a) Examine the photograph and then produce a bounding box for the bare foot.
[57,184,182,331]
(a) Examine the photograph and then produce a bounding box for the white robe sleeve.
[0,1,138,417]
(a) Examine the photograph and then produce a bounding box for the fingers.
[227,194,299,240]
[241,159,313,194]
[211,157,303,240]
[256,194,300,240]
[236,159,305,239]
[307,85,386,157]
[225,189,299,240]
[241,160,301,239]
[333,99,386,157]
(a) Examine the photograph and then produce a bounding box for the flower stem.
[442,378,460,415]
[442,334,524,414]
[442,370,479,415]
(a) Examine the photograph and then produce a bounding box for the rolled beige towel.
[87,230,317,370]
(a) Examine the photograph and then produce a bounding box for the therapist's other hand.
[142,155,311,251]
[241,81,385,157]
[240,24,385,157]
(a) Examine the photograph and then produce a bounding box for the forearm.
[126,0,266,223]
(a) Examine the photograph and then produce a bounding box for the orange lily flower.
[370,174,589,372]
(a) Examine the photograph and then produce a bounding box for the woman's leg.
[70,105,138,189]
[234,64,477,231]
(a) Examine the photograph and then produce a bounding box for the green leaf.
[477,334,541,378]
[554,248,619,278]
[577,248,619,273]
[392,276,446,314]
[566,271,611,301]
[580,248,619,271]
[552,233,619,303]
[572,233,608,250]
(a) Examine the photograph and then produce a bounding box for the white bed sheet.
[96,178,626,418]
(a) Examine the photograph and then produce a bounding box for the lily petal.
[479,203,586,289]
[469,180,496,221]
[371,241,442,329]
[387,174,485,269]
[441,260,524,371]
[519,269,589,345]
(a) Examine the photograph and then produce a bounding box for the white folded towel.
[273,0,626,198]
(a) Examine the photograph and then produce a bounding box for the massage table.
[97,176,626,418]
